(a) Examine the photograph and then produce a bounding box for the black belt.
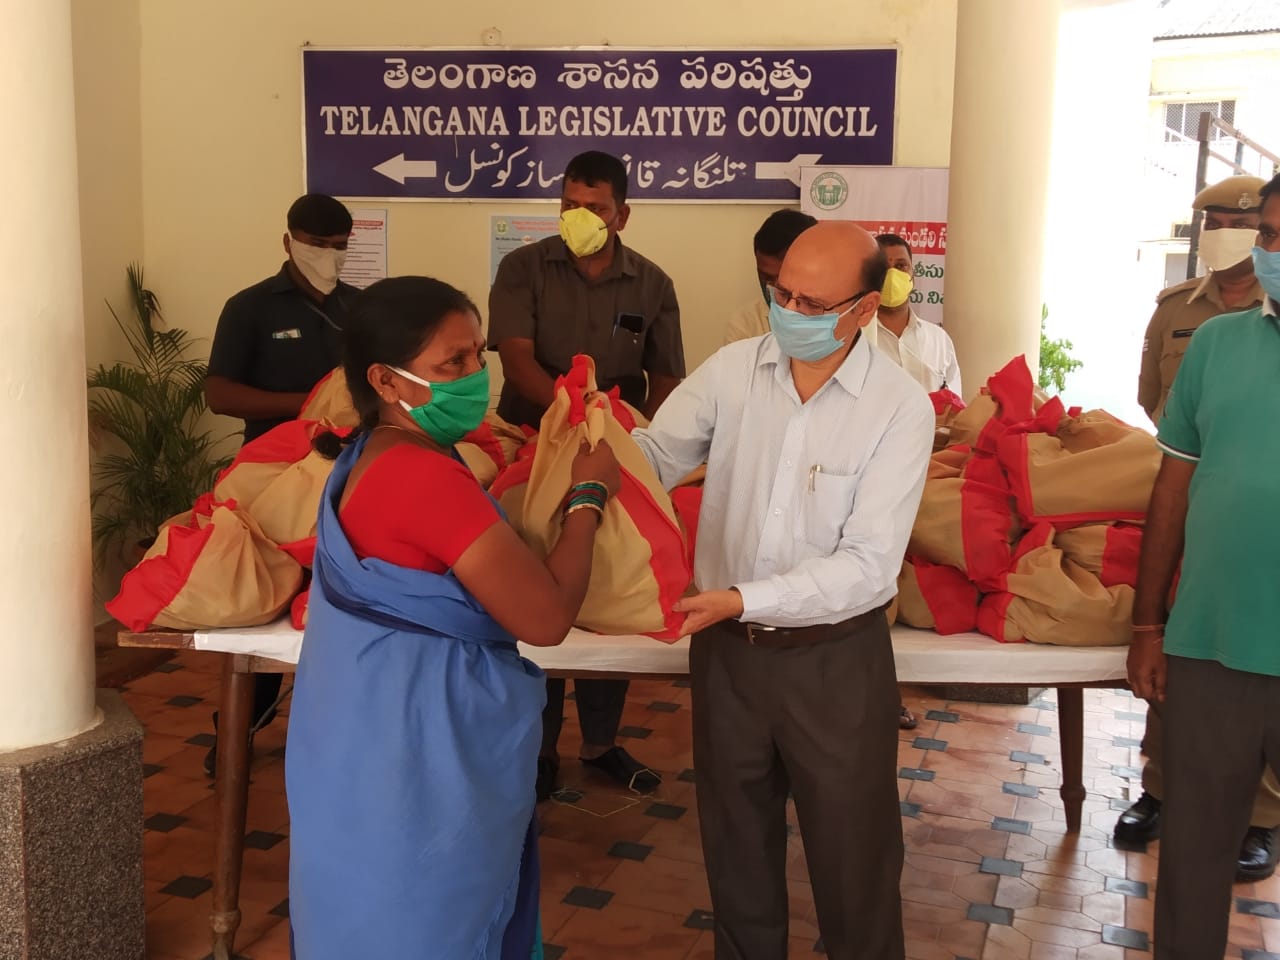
[718,603,890,648]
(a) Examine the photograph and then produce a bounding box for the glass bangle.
[564,501,604,525]
[568,482,609,500]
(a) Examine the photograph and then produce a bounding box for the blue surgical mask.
[768,297,866,362]
[1251,246,1280,304]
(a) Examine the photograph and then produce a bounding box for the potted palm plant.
[88,264,232,568]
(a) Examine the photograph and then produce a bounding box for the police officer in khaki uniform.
[1138,175,1267,422]
[1119,174,1280,882]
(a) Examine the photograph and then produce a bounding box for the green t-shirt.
[1157,300,1280,677]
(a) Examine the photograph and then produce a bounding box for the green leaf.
[87,263,227,568]
[1038,305,1083,394]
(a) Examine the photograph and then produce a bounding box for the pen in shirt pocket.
[808,464,823,492]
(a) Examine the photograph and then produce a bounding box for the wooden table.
[120,626,1127,960]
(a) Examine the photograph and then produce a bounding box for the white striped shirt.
[633,331,935,628]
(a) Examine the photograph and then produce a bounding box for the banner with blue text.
[302,47,897,202]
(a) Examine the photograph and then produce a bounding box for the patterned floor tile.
[562,885,615,909]
[119,668,1280,958]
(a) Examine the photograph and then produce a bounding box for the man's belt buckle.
[745,623,777,645]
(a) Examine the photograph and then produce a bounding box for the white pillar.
[1041,0,1153,424]
[0,0,97,750]
[945,0,1062,394]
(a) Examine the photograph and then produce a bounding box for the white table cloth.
[194,620,1128,685]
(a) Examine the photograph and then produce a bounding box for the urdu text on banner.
[302,47,897,202]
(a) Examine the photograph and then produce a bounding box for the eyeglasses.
[768,284,867,316]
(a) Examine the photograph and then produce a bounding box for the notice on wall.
[800,166,948,326]
[302,47,897,202]
[339,207,388,289]
[490,215,560,284]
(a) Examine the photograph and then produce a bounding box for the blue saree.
[286,434,546,959]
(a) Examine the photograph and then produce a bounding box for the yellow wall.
[126,0,956,402]
[72,0,144,610]
[72,0,144,374]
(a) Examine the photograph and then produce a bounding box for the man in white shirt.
[722,209,816,345]
[868,233,962,396]
[633,222,934,960]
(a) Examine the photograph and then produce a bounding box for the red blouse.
[339,444,501,572]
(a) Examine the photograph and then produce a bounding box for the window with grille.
[1164,100,1236,141]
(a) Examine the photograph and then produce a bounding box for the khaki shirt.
[1138,274,1264,424]
[723,296,770,346]
[488,236,684,427]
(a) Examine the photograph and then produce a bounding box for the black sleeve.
[207,294,255,382]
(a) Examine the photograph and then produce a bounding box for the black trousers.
[691,615,905,960]
[213,672,284,739]
[540,678,629,756]
[1154,655,1280,959]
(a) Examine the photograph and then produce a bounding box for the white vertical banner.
[339,207,388,289]
[799,166,949,327]
[489,215,560,285]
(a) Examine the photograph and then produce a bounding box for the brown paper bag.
[998,428,1159,525]
[1054,522,1144,588]
[896,557,981,634]
[498,355,691,638]
[107,496,303,631]
[977,525,1132,646]
[299,368,360,427]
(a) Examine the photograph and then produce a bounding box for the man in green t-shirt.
[1129,171,1280,960]
[1114,175,1280,877]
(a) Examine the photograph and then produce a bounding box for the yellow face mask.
[881,267,914,309]
[559,207,610,258]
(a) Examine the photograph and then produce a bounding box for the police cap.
[1192,175,1265,213]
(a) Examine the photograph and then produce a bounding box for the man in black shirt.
[202,193,355,774]
[206,193,357,441]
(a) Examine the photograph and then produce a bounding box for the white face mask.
[1198,227,1257,273]
[290,238,347,294]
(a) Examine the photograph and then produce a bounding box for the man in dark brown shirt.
[489,150,684,427]
[488,150,686,800]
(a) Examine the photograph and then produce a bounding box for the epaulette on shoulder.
[1155,277,1200,304]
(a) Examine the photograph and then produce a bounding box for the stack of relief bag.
[108,361,692,640]
[894,356,1158,646]
[107,369,535,632]
[107,418,342,632]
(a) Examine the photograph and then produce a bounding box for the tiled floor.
[118,652,1280,959]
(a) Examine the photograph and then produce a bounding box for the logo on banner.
[809,171,848,211]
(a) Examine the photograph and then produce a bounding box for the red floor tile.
[121,671,1278,959]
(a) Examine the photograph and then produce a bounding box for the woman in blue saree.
[286,277,619,959]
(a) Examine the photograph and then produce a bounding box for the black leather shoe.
[581,747,661,793]
[535,755,560,802]
[899,704,919,730]
[1114,792,1162,844]
[1237,826,1278,883]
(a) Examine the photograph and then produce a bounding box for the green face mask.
[390,365,490,446]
